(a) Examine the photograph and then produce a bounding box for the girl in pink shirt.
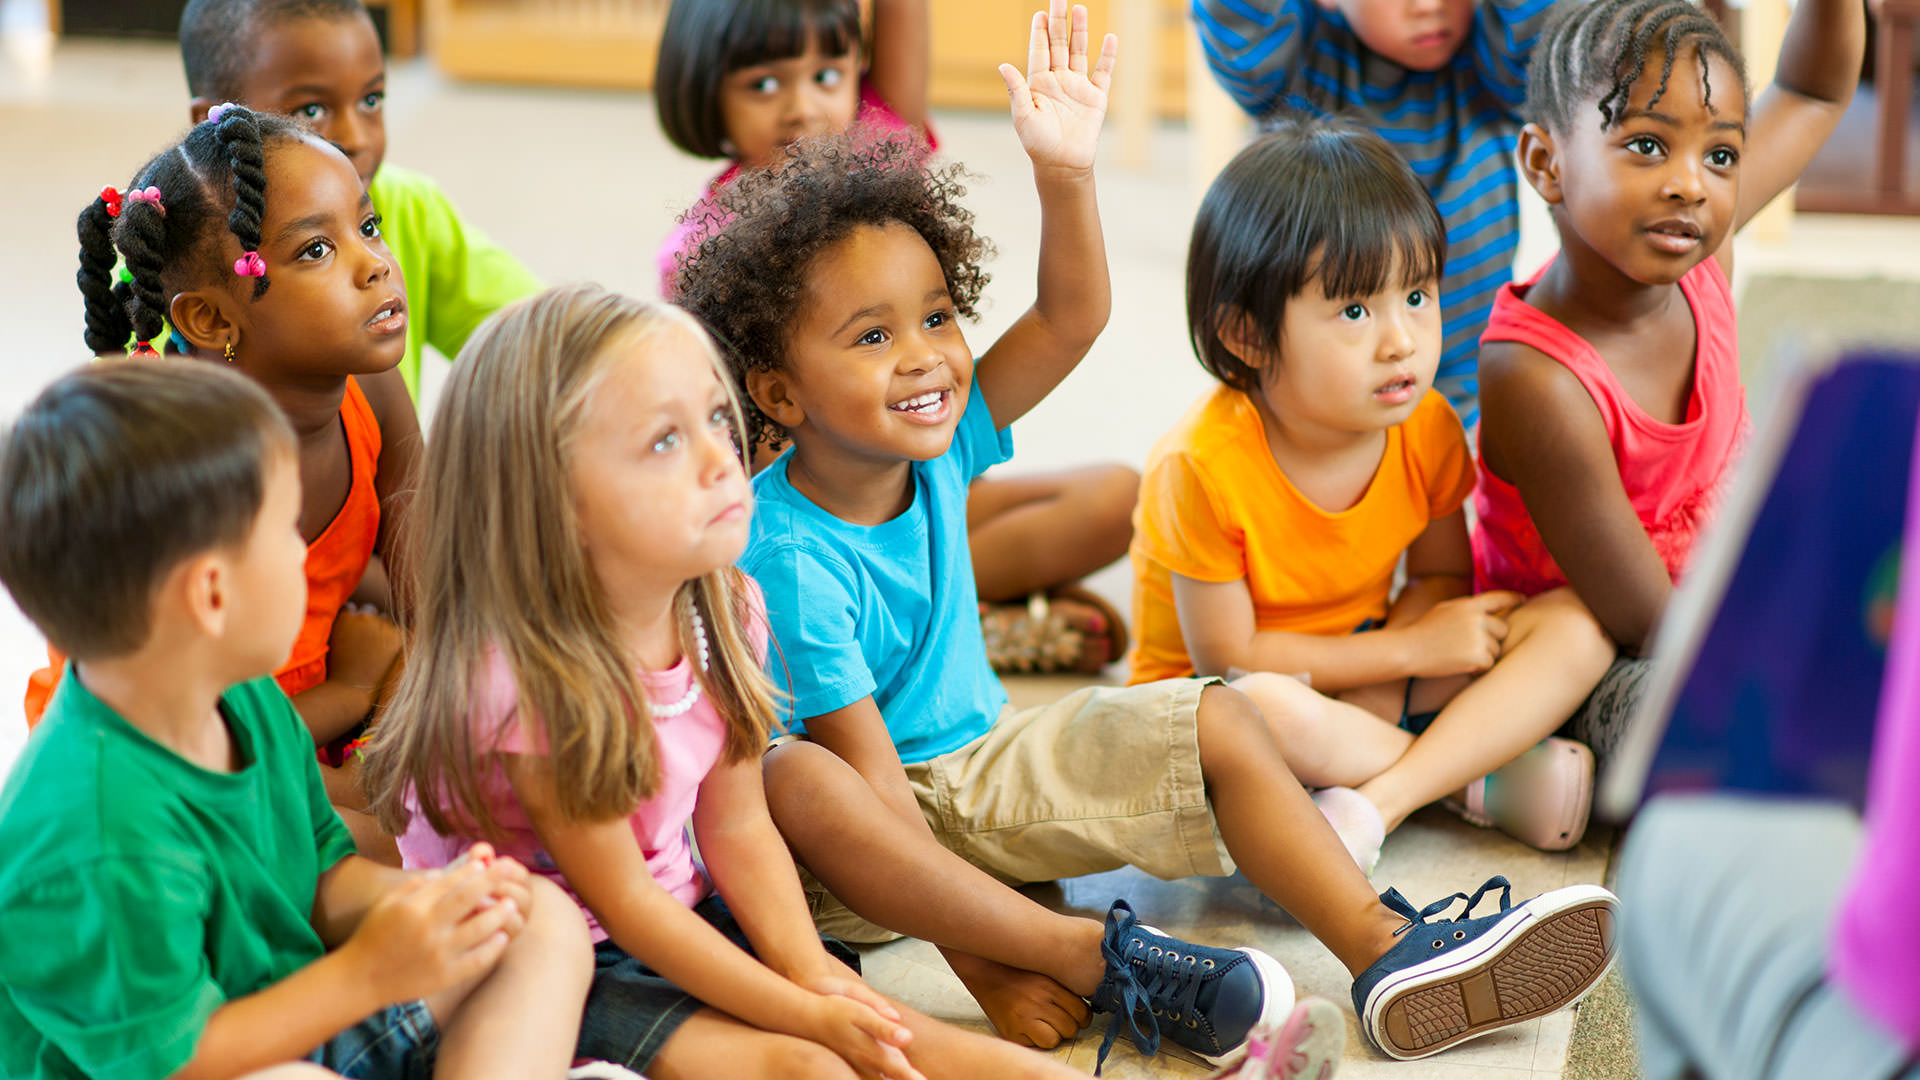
[652,0,1139,678]
[1473,0,1861,764]
[363,284,1087,1080]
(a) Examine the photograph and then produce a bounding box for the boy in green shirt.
[0,362,590,1080]
[178,0,543,398]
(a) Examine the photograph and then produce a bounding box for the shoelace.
[1380,875,1516,936]
[1094,899,1212,1073]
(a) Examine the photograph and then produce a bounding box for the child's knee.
[240,1064,340,1080]
[761,740,845,817]
[1516,588,1615,673]
[1228,671,1319,742]
[1086,463,1141,523]
[1195,682,1276,764]
[517,875,593,979]
[766,1037,859,1080]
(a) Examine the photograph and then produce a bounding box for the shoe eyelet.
[1453,930,1467,940]
[1188,1018,1200,1029]
[1186,956,1198,966]
[1151,1007,1163,1017]
[1202,958,1215,969]
[1149,947,1163,957]
[1431,939,1445,949]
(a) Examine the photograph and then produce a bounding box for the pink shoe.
[1452,737,1594,851]
[1211,997,1344,1079]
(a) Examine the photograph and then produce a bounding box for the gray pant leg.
[1563,655,1653,775]
[1618,795,1914,1080]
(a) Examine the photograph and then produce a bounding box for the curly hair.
[673,132,993,452]
[1527,0,1748,134]
[78,105,303,354]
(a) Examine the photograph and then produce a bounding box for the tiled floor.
[2,15,1918,1078]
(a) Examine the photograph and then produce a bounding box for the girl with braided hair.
[1472,0,1864,767]
[39,103,422,864]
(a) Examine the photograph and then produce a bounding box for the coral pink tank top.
[1472,256,1750,596]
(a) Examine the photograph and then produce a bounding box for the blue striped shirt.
[1194,0,1561,428]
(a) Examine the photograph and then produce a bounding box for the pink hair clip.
[100,186,123,218]
[208,102,236,124]
[234,251,267,278]
[125,186,165,216]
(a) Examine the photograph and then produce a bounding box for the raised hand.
[997,0,1118,173]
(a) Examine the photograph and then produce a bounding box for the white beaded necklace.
[649,607,712,719]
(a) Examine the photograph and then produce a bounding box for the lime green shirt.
[0,670,356,1080]
[370,163,542,397]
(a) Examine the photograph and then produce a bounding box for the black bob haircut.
[0,361,295,661]
[1186,113,1447,394]
[655,0,863,159]
[180,0,371,103]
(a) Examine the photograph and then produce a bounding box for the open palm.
[998,1,1118,173]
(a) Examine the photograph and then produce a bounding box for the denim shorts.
[307,999,437,1079]
[575,893,861,1072]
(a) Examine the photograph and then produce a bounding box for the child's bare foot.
[947,951,1091,1048]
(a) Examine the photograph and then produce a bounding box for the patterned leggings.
[1560,656,1653,775]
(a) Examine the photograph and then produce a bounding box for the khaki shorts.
[797,678,1235,943]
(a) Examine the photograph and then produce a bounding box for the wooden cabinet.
[424,0,670,90]
[928,0,1189,117]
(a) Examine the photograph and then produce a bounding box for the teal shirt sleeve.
[0,858,227,1079]
[372,165,543,396]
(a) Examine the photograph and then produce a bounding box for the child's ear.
[1517,123,1564,205]
[170,290,240,358]
[745,368,806,429]
[175,552,231,640]
[1216,306,1275,372]
[189,98,213,125]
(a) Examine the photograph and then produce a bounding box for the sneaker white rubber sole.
[1360,884,1616,1060]
[1135,924,1298,1069]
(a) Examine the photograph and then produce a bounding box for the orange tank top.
[23,377,383,727]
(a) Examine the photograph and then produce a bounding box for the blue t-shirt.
[744,389,1012,764]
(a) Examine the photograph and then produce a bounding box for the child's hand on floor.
[803,989,924,1080]
[1403,591,1524,678]
[344,855,526,1007]
[998,0,1117,174]
[329,607,403,690]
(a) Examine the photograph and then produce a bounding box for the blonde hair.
[365,284,778,838]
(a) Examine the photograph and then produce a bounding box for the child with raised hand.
[1476,0,1864,765]
[360,284,1087,1080]
[33,104,426,863]
[679,3,1619,1064]
[1131,115,1615,861]
[1193,0,1567,427]
[0,361,589,1080]
[178,0,542,397]
[655,0,1138,677]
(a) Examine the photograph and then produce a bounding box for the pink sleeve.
[1830,417,1920,1053]
[856,81,937,151]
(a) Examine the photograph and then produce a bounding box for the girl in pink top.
[652,0,1139,678]
[363,285,1087,1080]
[1476,0,1861,658]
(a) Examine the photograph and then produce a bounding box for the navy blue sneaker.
[1089,900,1294,1072]
[1351,877,1616,1060]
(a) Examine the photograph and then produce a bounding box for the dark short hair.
[0,361,295,659]
[180,0,370,103]
[1526,0,1747,134]
[674,132,990,452]
[654,0,862,159]
[1186,113,1448,393]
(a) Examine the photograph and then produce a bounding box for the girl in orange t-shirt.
[1131,116,1613,864]
[40,105,420,861]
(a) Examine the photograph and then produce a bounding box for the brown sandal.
[980,585,1131,675]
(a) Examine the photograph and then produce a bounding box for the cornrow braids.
[76,105,301,354]
[1526,0,1747,135]
[674,132,992,453]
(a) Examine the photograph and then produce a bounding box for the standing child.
[0,361,589,1080]
[33,105,426,862]
[361,284,1098,1080]
[680,3,1619,1063]
[654,0,1139,675]
[179,0,543,398]
[1476,0,1864,765]
[1130,115,1615,861]
[1193,0,1567,425]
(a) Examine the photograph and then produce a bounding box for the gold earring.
[223,341,236,364]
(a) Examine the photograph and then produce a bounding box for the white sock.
[1310,787,1386,877]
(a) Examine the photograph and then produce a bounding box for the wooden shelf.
[424,0,670,91]
[929,0,1188,117]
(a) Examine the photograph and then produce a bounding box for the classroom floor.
[4,17,1920,1078]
